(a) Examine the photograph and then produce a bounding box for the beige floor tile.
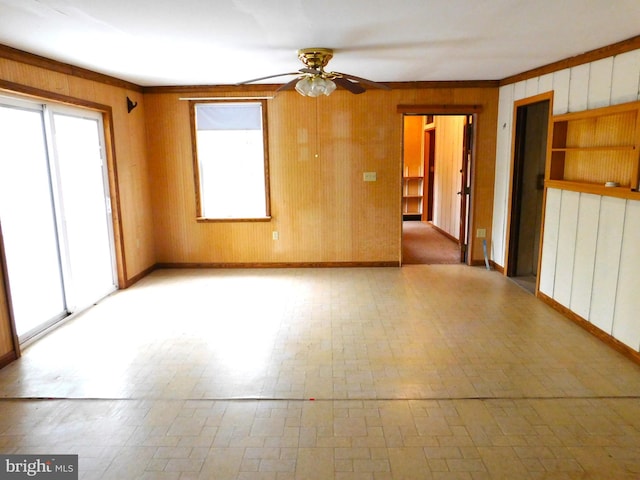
[0,266,639,478]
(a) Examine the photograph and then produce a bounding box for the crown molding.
[143,80,499,94]
[500,34,640,86]
[3,34,639,94]
[0,44,143,92]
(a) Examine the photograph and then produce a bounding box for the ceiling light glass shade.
[295,76,336,97]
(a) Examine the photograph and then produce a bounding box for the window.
[191,100,271,220]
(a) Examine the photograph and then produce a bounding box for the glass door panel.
[51,112,116,311]
[0,105,67,338]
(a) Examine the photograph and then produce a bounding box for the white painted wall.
[492,48,640,351]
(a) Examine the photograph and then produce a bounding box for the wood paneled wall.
[145,87,498,265]
[0,48,498,365]
[403,116,423,176]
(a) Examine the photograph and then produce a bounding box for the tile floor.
[1,266,639,479]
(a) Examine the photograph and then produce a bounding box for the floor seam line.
[2,395,640,401]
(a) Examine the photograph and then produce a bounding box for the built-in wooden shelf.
[546,100,640,199]
[545,179,640,200]
[402,176,424,218]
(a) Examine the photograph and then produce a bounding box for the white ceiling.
[0,0,639,87]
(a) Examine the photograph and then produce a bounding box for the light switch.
[363,172,377,182]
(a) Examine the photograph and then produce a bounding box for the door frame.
[423,127,435,221]
[0,86,126,353]
[398,105,481,266]
[45,105,119,313]
[459,115,473,262]
[0,98,118,343]
[0,220,20,362]
[504,91,554,288]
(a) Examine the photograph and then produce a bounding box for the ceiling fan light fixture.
[238,47,388,96]
[295,76,336,97]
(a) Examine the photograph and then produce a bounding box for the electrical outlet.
[272,231,279,240]
[476,228,486,238]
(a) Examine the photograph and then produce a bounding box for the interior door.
[458,115,473,262]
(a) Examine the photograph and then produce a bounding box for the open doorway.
[506,94,551,293]
[401,114,472,265]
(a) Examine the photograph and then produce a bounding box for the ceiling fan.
[236,48,390,97]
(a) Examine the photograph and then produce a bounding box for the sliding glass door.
[0,103,67,337]
[50,111,116,311]
[0,98,116,342]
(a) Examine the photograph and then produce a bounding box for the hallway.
[1,266,639,479]
[402,221,460,265]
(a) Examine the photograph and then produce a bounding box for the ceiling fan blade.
[334,72,390,90]
[235,71,301,85]
[333,76,366,94]
[276,76,302,92]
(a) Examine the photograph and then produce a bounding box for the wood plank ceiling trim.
[500,34,640,86]
[2,35,640,92]
[0,44,143,92]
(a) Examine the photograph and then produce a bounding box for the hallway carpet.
[402,221,461,264]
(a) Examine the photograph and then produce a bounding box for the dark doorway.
[507,98,550,292]
[424,128,435,221]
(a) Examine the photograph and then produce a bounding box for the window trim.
[189,99,271,222]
